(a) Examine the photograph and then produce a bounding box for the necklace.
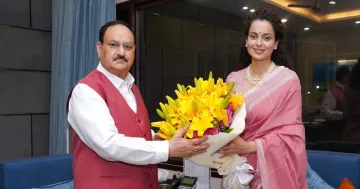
[246,62,275,86]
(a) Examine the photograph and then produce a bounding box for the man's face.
[96,24,135,79]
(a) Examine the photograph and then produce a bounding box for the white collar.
[96,63,134,90]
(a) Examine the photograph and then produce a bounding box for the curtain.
[50,0,115,155]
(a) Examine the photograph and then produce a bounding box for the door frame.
[116,0,173,88]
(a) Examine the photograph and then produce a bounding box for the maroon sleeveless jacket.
[67,70,158,189]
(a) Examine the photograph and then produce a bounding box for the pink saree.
[226,66,308,189]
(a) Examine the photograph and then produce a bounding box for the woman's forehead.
[249,20,274,34]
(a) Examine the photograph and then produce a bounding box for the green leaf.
[220,96,230,109]
[227,82,235,95]
[222,128,233,133]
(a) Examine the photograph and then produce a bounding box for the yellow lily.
[230,93,245,111]
[155,132,172,140]
[177,97,196,118]
[214,78,228,97]
[151,121,175,139]
[187,115,214,138]
[151,71,245,140]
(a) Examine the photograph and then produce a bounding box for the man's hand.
[168,126,210,158]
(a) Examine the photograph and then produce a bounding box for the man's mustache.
[113,55,128,62]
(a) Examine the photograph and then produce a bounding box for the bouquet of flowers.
[151,72,249,177]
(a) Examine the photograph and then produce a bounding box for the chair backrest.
[307,150,360,188]
[0,155,73,189]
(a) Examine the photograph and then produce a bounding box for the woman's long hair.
[239,8,293,70]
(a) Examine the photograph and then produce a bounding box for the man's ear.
[96,41,102,58]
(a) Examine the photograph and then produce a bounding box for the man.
[67,20,209,189]
[321,65,351,121]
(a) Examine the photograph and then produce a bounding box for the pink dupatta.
[226,66,308,189]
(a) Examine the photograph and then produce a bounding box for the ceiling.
[115,0,129,4]
[185,0,360,33]
[288,0,360,14]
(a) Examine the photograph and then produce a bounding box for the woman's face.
[246,20,278,62]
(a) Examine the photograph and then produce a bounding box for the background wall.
[296,27,360,111]
[2,0,354,162]
[141,1,244,122]
[141,0,297,122]
[0,0,52,162]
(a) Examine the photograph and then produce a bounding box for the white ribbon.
[222,161,254,189]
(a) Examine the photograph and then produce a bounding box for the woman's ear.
[274,41,279,50]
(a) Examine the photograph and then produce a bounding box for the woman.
[218,8,308,188]
[343,58,360,142]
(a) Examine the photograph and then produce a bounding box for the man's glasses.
[103,41,135,51]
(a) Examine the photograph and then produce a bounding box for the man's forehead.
[104,24,134,41]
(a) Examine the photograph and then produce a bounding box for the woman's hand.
[218,136,257,158]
